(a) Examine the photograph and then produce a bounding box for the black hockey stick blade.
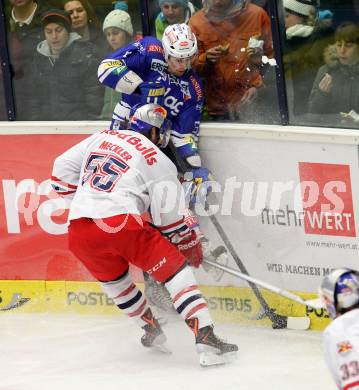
[204,260,310,330]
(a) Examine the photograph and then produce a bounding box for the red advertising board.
[299,162,356,237]
[0,134,94,280]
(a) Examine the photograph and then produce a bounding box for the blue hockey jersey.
[98,36,204,141]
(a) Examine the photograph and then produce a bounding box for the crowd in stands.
[1,0,359,128]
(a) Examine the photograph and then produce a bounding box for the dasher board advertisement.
[0,133,358,294]
[196,136,359,292]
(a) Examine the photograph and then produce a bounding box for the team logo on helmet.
[153,105,167,119]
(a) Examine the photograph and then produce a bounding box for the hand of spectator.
[318,73,333,93]
[340,109,359,123]
[246,35,264,65]
[240,87,258,104]
[206,45,227,64]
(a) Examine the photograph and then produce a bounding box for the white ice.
[0,314,336,390]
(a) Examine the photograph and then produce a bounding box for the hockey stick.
[205,210,311,330]
[166,140,309,329]
[203,259,323,310]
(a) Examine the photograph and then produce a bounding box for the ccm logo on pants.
[147,257,167,275]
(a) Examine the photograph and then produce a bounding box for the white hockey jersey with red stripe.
[323,309,359,390]
[51,129,186,228]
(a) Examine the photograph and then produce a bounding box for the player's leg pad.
[165,266,212,329]
[101,270,149,327]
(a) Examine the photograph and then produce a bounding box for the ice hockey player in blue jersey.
[98,23,201,161]
[98,23,228,313]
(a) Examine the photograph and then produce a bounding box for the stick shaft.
[208,213,281,315]
[167,140,288,324]
[204,259,318,308]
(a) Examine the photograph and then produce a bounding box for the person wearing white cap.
[100,9,134,119]
[282,0,333,117]
[103,9,133,51]
[283,0,318,40]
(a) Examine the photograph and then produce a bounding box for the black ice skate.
[186,318,238,366]
[140,308,171,354]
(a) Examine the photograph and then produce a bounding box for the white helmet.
[319,268,359,318]
[162,23,197,61]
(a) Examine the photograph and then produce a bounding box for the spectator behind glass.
[7,0,50,119]
[100,9,133,119]
[309,22,359,124]
[62,0,107,58]
[282,0,334,117]
[27,9,103,120]
[155,0,197,39]
[189,0,273,121]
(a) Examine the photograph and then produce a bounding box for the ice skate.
[140,308,171,354]
[200,237,229,282]
[144,273,177,315]
[187,319,238,366]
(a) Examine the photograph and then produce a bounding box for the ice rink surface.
[0,313,336,390]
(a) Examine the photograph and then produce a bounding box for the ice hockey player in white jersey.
[51,103,238,366]
[319,268,359,389]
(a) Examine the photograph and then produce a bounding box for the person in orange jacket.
[189,0,273,120]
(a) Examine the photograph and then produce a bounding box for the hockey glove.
[171,134,201,169]
[159,219,203,268]
[175,230,203,268]
[181,167,214,206]
[138,81,166,106]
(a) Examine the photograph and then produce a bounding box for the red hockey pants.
[68,214,186,282]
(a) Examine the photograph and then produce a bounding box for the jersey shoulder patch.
[143,36,164,56]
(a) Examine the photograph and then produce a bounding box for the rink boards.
[0,121,359,331]
[0,279,329,330]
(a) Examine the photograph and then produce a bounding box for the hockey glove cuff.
[181,167,214,206]
[137,81,166,105]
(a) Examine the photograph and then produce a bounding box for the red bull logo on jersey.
[101,130,159,165]
[337,341,353,355]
